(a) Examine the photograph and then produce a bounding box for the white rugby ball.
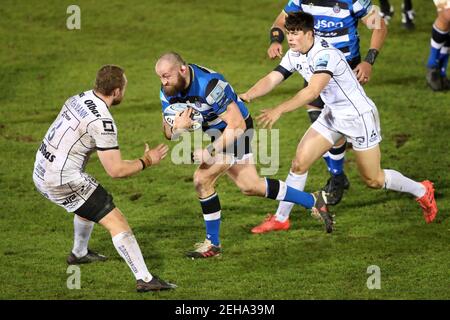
[163,103,203,131]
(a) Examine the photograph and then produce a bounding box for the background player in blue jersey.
[379,0,415,30]
[155,52,335,258]
[426,1,450,91]
[252,0,387,233]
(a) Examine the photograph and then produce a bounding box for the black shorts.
[304,56,361,108]
[74,184,116,223]
[211,115,253,161]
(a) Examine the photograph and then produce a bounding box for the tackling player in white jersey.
[241,12,438,229]
[258,0,387,234]
[33,65,176,292]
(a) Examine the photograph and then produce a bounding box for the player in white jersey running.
[240,12,438,230]
[33,65,176,292]
[258,0,387,234]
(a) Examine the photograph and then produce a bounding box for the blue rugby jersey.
[160,64,249,131]
[284,0,372,62]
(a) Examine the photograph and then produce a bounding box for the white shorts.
[311,107,382,151]
[33,173,99,212]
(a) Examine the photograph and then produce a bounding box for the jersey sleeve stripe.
[274,65,293,80]
[97,146,120,151]
[314,70,333,76]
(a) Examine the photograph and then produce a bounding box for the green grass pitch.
[0,0,449,299]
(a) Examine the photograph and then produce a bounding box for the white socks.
[72,215,94,258]
[275,171,308,222]
[112,231,153,282]
[384,169,425,198]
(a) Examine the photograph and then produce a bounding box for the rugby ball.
[163,103,203,131]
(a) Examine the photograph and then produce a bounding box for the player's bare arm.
[97,144,169,178]
[268,11,288,59]
[354,7,388,85]
[162,117,173,140]
[257,72,331,129]
[240,71,285,103]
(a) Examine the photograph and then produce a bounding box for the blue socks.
[427,25,449,70]
[199,193,221,246]
[326,142,346,176]
[265,178,315,209]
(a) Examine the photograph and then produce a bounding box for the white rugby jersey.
[33,90,118,186]
[276,36,376,118]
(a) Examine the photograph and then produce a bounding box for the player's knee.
[291,158,309,174]
[193,171,204,189]
[193,171,213,192]
[363,176,384,189]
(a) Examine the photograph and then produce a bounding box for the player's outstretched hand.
[256,108,282,129]
[268,42,283,59]
[353,61,372,85]
[173,107,194,131]
[143,143,169,166]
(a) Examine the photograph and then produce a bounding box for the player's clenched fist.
[141,143,169,167]
[267,42,283,59]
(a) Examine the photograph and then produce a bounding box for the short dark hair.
[94,65,126,96]
[285,11,315,34]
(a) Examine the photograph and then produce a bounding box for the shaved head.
[155,52,189,96]
[155,52,186,70]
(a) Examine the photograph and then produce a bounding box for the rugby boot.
[441,76,450,91]
[251,214,290,234]
[186,239,222,259]
[426,67,444,91]
[136,276,177,292]
[322,173,350,205]
[67,249,107,265]
[311,191,334,233]
[416,180,438,224]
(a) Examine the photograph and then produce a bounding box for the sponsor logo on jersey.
[314,20,344,30]
[62,194,77,206]
[316,31,339,38]
[209,83,226,104]
[39,142,56,162]
[102,120,115,132]
[84,100,101,118]
[369,130,378,142]
[79,184,94,197]
[315,54,330,69]
[333,3,341,13]
[70,98,89,119]
[355,136,365,144]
